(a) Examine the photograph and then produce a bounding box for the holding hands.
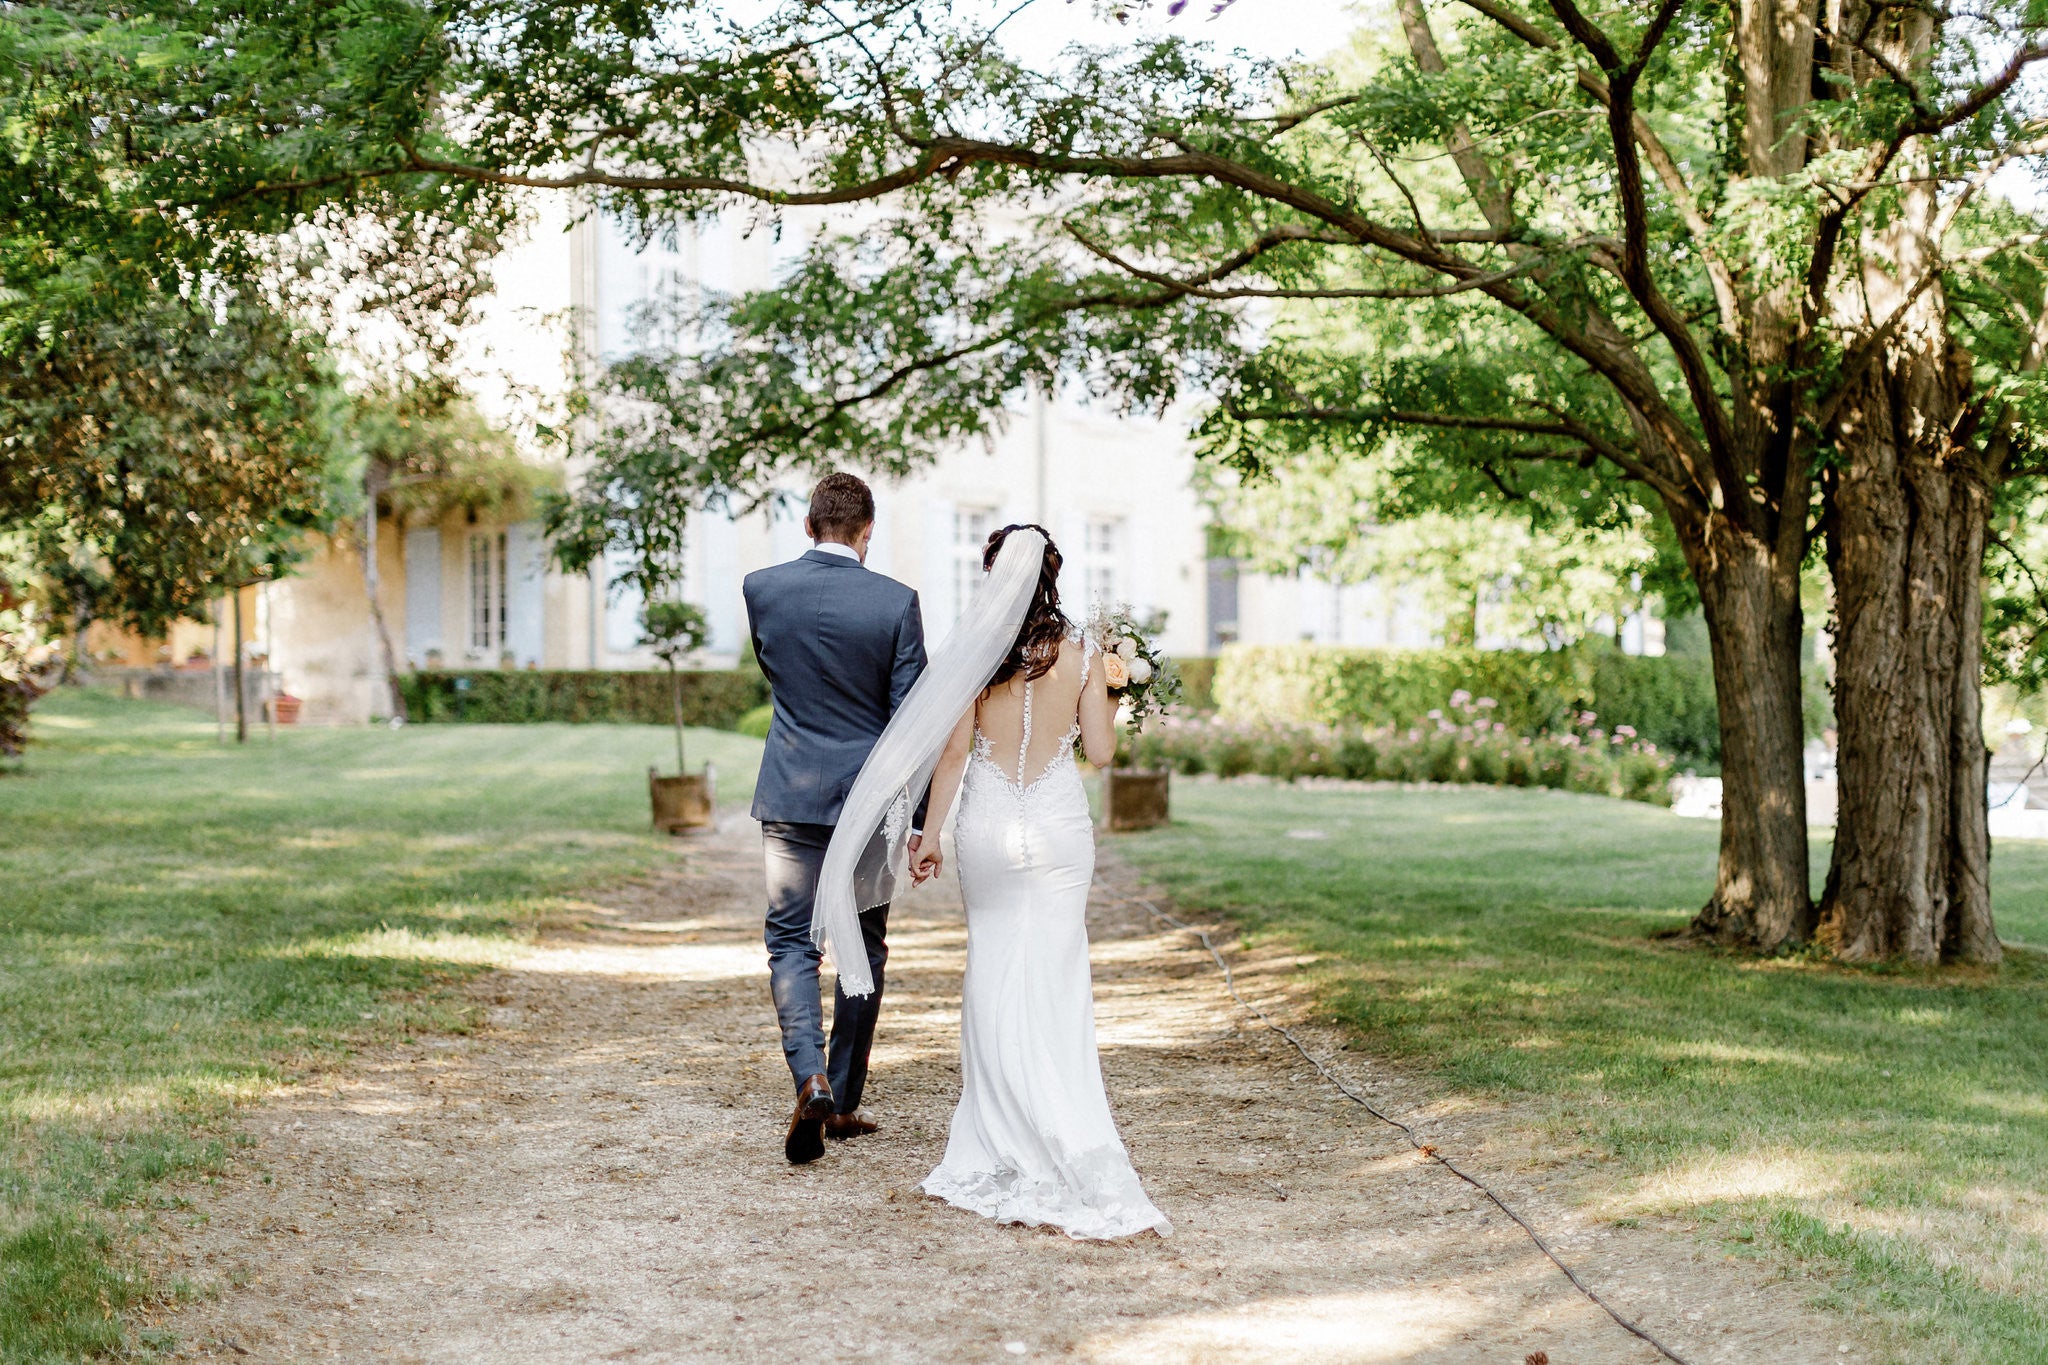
[909,833,944,885]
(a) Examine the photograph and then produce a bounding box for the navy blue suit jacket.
[743,548,928,827]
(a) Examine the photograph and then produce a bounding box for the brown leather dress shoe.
[824,1112,878,1141]
[784,1074,834,1165]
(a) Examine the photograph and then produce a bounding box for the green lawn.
[0,690,761,1362]
[1118,781,2048,1364]
[12,696,2048,1362]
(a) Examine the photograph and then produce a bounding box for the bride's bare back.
[973,636,1115,785]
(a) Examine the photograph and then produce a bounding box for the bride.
[812,523,1171,1241]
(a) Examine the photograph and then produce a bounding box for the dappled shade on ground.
[1117,781,2048,1361]
[0,692,761,1359]
[151,821,1841,1363]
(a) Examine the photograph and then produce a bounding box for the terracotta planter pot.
[649,765,715,834]
[1102,767,1170,832]
[271,693,304,725]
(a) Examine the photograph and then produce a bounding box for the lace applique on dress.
[966,633,1096,799]
[923,1138,1172,1241]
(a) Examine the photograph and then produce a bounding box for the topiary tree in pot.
[642,599,714,833]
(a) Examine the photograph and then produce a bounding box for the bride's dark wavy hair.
[983,523,1068,687]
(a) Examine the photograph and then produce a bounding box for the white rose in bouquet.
[1117,637,1138,661]
[1128,657,1153,685]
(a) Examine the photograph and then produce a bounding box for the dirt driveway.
[154,819,1856,1363]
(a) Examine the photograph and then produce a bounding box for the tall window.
[1084,516,1124,608]
[952,506,995,618]
[468,530,507,654]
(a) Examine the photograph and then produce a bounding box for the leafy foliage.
[344,389,555,529]
[0,295,339,637]
[1,4,514,674]
[0,568,55,760]
[1985,486,2048,694]
[12,0,2048,584]
[640,601,711,668]
[16,0,2043,666]
[0,2,509,362]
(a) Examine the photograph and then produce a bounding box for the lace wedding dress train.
[920,639,1172,1241]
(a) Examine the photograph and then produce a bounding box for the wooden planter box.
[1102,767,1170,832]
[649,766,715,834]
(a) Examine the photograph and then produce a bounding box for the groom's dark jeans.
[761,821,890,1113]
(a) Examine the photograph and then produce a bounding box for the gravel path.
[155,818,1855,1363]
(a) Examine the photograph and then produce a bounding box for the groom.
[743,472,929,1165]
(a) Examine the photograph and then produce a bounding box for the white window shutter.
[403,528,442,665]
[504,522,548,666]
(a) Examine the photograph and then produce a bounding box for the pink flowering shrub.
[1127,696,1673,806]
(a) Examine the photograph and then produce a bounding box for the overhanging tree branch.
[1218,400,1691,504]
[1067,225,1593,299]
[1457,0,1739,331]
[1543,0,1749,523]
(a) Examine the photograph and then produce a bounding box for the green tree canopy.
[0,293,340,637]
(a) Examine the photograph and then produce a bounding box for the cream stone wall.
[247,534,393,724]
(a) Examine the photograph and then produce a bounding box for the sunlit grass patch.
[1119,780,2048,1362]
[1631,1150,1855,1208]
[290,925,529,968]
[0,689,765,1359]
[2,1076,274,1128]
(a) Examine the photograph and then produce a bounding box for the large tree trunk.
[1685,515,1816,949]
[1822,333,2001,964]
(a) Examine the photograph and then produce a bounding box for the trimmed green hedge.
[1215,643,1741,766]
[1131,714,1675,805]
[400,669,767,728]
[1175,656,1219,712]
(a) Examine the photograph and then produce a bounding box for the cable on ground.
[1098,877,1693,1365]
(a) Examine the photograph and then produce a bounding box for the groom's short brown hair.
[807,472,875,540]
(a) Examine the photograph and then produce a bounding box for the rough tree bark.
[1684,544,1814,933]
[1684,514,1816,948]
[1823,323,2001,963]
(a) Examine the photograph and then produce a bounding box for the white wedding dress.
[919,635,1172,1240]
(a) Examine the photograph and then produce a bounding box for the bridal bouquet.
[1087,605,1180,732]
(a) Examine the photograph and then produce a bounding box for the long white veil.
[812,527,1048,997]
